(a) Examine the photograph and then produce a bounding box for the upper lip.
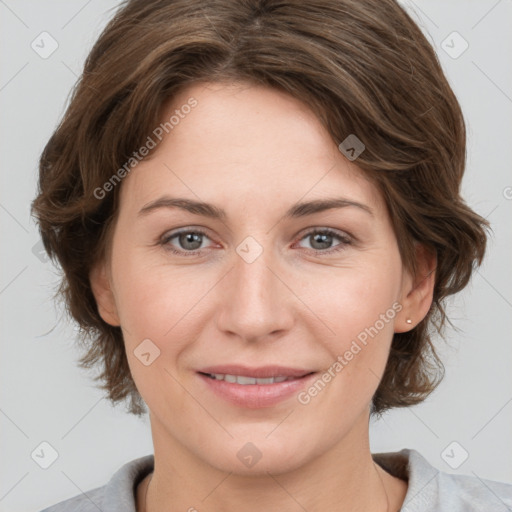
[197,365,315,379]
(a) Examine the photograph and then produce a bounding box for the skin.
[90,81,436,512]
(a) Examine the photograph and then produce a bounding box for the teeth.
[209,373,295,385]
[237,376,257,385]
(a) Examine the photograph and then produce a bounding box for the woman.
[32,0,512,511]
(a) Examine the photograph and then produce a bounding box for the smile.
[197,368,317,408]
[202,373,298,385]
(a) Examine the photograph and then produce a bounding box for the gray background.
[1,1,511,511]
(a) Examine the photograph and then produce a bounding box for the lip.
[197,365,317,409]
[198,365,314,378]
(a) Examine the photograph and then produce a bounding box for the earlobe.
[395,243,436,333]
[89,261,121,327]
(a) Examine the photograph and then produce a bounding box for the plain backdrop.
[1,1,511,511]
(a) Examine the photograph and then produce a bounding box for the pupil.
[312,233,331,250]
[180,232,202,250]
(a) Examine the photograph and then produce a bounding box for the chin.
[198,433,317,476]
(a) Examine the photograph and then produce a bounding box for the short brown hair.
[31,0,489,416]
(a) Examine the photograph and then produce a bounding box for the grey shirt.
[40,448,512,511]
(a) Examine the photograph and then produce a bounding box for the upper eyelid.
[296,226,351,238]
[161,226,212,241]
[161,228,209,243]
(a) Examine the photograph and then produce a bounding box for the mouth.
[196,365,317,408]
[198,372,314,385]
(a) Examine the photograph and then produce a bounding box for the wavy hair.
[31,0,489,416]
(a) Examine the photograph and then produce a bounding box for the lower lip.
[197,372,317,408]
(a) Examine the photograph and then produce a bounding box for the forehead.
[118,81,384,217]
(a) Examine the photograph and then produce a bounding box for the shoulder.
[434,469,512,511]
[39,454,154,512]
[39,486,105,512]
[373,448,512,512]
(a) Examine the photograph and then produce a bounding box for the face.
[91,81,431,475]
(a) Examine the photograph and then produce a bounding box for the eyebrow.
[137,196,374,219]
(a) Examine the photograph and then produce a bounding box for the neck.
[140,410,404,512]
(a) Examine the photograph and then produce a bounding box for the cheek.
[110,249,231,396]
[111,258,207,411]
[303,258,402,396]
[115,266,205,339]
[309,260,402,336]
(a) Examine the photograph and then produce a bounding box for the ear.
[395,242,436,333]
[89,260,120,327]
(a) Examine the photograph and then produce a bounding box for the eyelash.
[159,227,352,257]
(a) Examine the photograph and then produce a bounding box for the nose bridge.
[217,238,293,340]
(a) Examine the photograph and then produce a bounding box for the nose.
[215,243,295,343]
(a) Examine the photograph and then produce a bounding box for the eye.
[159,227,352,257]
[295,228,352,254]
[160,228,214,255]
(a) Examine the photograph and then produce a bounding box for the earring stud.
[406,318,412,324]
